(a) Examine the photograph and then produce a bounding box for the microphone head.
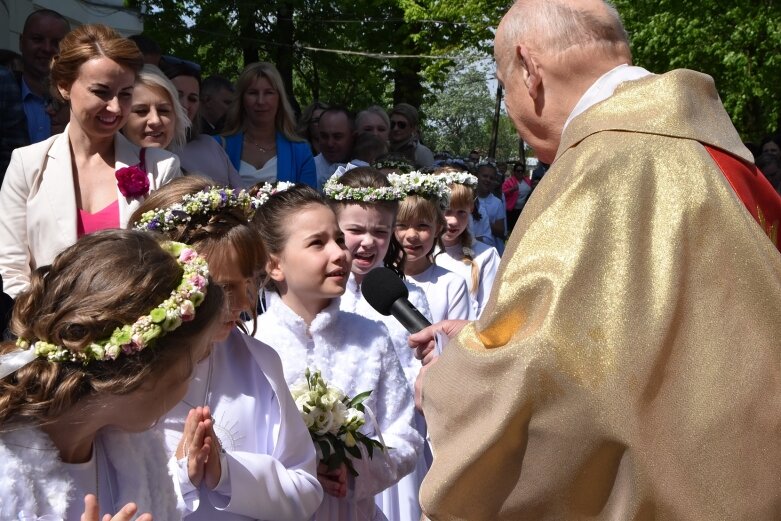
[361,267,409,316]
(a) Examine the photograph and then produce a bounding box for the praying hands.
[176,406,223,489]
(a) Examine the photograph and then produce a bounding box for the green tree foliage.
[614,0,781,140]
[129,1,778,143]
[421,67,520,160]
[128,0,505,112]
[422,68,493,155]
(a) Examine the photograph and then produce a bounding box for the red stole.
[705,145,781,252]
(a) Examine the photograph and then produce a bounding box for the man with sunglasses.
[389,103,435,168]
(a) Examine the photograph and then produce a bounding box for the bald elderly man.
[411,1,781,520]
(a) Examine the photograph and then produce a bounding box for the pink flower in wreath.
[116,163,150,198]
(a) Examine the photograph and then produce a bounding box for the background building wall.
[1,0,142,53]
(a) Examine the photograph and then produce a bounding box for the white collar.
[264,290,341,336]
[563,64,653,131]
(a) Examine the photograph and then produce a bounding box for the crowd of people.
[0,9,507,521]
[0,1,779,520]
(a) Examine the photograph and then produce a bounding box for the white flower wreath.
[388,171,451,209]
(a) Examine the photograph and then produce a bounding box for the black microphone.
[361,267,432,334]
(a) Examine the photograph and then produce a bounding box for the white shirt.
[0,427,179,520]
[340,273,432,390]
[238,156,278,188]
[435,241,501,318]
[255,293,423,521]
[162,329,322,520]
[62,443,115,521]
[515,180,533,210]
[339,274,432,521]
[564,64,653,130]
[314,153,345,191]
[469,212,492,248]
[406,264,473,322]
[472,194,504,248]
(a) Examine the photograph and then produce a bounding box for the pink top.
[77,200,120,237]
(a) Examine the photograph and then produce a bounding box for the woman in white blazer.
[0,24,181,298]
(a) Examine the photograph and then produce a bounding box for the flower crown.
[388,171,451,208]
[435,171,478,188]
[15,242,209,364]
[324,171,405,203]
[135,187,258,232]
[249,181,296,207]
[372,158,413,173]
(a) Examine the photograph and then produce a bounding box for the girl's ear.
[266,255,285,283]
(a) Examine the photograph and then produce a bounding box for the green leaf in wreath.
[150,308,167,323]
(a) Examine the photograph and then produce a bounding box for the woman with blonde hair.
[122,64,189,152]
[0,24,181,298]
[356,105,390,145]
[218,62,316,188]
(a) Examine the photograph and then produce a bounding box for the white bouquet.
[290,368,385,476]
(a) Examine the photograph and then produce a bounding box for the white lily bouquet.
[290,368,386,476]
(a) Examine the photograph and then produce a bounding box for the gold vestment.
[420,70,781,520]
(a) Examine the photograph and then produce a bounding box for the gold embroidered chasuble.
[420,70,781,520]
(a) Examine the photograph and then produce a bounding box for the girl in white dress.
[0,229,222,521]
[393,173,473,323]
[324,167,431,521]
[433,169,500,318]
[130,176,323,520]
[252,184,422,521]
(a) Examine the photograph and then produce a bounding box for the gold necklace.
[244,135,276,153]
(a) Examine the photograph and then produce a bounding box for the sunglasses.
[390,120,408,130]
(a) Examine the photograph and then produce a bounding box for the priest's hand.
[409,320,469,365]
[81,494,153,521]
[414,358,438,414]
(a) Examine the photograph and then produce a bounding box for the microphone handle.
[389,298,432,334]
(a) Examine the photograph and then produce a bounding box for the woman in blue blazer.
[216,62,316,189]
